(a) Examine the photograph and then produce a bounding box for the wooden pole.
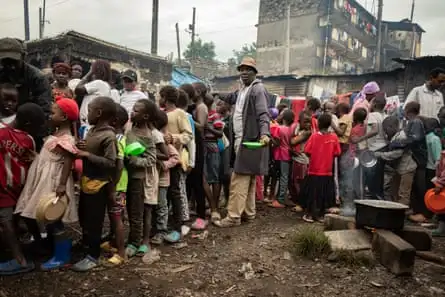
[176,23,182,66]
[375,0,383,71]
[23,0,30,40]
[151,0,159,55]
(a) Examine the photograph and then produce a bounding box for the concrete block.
[396,225,432,251]
[324,214,356,231]
[325,230,371,251]
[372,230,415,276]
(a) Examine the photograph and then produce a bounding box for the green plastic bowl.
[242,141,264,149]
[125,142,145,156]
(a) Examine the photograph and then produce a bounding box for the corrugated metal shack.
[25,30,173,84]
[212,67,405,99]
[394,56,445,99]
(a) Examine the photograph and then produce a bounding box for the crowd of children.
[264,85,445,229]
[2,67,445,276]
[0,74,239,275]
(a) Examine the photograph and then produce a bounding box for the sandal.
[125,244,138,258]
[71,255,98,272]
[191,218,208,231]
[100,241,117,254]
[291,205,303,213]
[164,231,181,243]
[269,200,285,208]
[136,245,150,257]
[106,254,126,266]
[303,215,314,223]
[0,259,35,276]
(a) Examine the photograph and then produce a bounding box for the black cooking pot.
[355,199,408,230]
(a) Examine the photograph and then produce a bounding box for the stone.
[396,225,432,251]
[372,230,415,276]
[324,214,356,231]
[324,230,372,251]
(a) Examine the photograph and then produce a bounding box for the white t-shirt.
[152,128,164,145]
[367,111,387,152]
[120,90,147,116]
[110,89,120,104]
[0,114,16,124]
[233,86,251,150]
[68,79,81,92]
[79,80,111,126]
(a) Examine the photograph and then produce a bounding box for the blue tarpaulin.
[170,67,203,87]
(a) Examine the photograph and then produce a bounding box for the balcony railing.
[323,2,378,47]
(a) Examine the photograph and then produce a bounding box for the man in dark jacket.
[215,57,270,228]
[0,38,52,149]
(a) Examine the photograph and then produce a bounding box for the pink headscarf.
[350,81,380,115]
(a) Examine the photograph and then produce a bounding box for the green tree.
[232,42,257,64]
[183,38,216,61]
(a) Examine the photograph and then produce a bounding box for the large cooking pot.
[359,150,377,168]
[355,199,408,230]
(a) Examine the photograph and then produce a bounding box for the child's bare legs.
[106,192,126,264]
[0,209,34,274]
[212,183,221,211]
[1,220,27,265]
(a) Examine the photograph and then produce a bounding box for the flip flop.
[106,254,126,266]
[136,245,150,257]
[125,244,138,258]
[0,259,35,276]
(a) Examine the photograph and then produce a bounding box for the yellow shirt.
[338,114,352,144]
[167,108,193,151]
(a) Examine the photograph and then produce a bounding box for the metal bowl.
[359,150,377,168]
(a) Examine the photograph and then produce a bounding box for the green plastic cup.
[125,142,145,156]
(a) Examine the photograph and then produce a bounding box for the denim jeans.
[278,161,290,202]
[168,166,185,231]
[155,187,169,234]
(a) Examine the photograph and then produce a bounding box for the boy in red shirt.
[0,103,46,275]
[303,113,341,222]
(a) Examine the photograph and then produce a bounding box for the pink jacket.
[159,144,180,188]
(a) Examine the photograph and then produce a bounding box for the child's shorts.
[204,150,221,184]
[0,207,13,223]
[108,192,126,217]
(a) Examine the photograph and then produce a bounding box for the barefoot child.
[72,97,117,272]
[15,97,79,271]
[0,103,46,275]
[125,99,157,258]
[302,113,341,222]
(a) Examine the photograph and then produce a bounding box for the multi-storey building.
[256,0,424,75]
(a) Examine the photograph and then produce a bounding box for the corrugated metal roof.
[26,30,167,62]
[383,20,425,33]
[393,56,445,65]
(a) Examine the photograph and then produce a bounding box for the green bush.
[290,226,331,260]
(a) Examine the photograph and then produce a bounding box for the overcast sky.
[0,0,443,61]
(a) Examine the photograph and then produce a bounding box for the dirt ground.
[1,205,445,297]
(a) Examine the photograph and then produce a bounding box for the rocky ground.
[1,205,445,297]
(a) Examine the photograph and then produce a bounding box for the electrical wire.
[0,0,74,25]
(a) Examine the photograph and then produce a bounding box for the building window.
[316,47,323,57]
[319,16,328,27]
[336,0,344,9]
[332,28,339,40]
[362,47,367,58]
